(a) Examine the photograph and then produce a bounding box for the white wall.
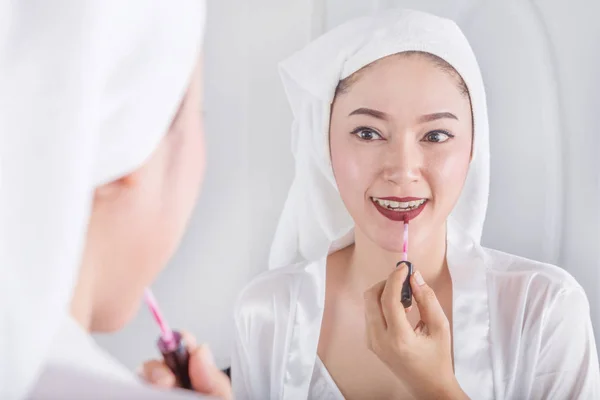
[538,0,600,341]
[97,0,600,368]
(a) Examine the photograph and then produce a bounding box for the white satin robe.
[232,230,600,399]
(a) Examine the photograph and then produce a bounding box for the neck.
[348,224,447,292]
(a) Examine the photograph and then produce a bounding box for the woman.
[0,1,230,398]
[231,9,599,399]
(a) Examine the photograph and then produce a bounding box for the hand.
[139,331,232,400]
[364,265,468,399]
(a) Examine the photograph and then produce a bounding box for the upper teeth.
[373,197,426,210]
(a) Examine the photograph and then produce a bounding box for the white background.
[97,0,600,369]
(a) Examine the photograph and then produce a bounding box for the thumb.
[189,344,232,399]
[411,271,450,335]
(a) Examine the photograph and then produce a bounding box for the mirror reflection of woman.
[1,1,231,398]
[231,9,600,399]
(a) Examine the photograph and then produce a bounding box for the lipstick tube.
[157,331,192,389]
[396,260,414,308]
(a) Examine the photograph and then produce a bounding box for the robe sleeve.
[231,308,253,400]
[530,287,600,399]
[230,276,280,400]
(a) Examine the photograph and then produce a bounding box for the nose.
[381,138,422,185]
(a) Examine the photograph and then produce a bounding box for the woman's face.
[83,59,206,331]
[330,53,472,253]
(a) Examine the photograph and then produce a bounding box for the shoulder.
[238,262,308,300]
[482,247,582,297]
[235,260,315,311]
[233,259,322,333]
[231,259,326,397]
[482,247,590,335]
[481,249,598,390]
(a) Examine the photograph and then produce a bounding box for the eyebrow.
[348,107,388,120]
[348,108,459,123]
[418,112,459,123]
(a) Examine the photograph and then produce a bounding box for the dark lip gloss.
[157,331,192,389]
[396,260,414,308]
[397,220,412,308]
[144,289,193,390]
[372,198,428,222]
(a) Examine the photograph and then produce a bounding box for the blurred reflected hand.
[139,331,232,400]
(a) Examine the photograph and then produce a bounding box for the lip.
[377,196,424,202]
[371,198,428,222]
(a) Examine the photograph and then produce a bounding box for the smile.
[371,196,428,222]
[371,197,427,211]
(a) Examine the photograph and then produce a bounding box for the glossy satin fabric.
[307,358,343,399]
[233,222,600,399]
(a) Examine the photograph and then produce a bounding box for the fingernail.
[414,271,425,286]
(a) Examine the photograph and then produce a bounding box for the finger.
[207,369,233,400]
[380,265,413,337]
[189,344,214,393]
[411,271,449,334]
[189,344,232,399]
[179,330,198,352]
[414,320,429,336]
[139,359,176,388]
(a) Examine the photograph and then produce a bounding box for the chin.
[376,235,405,254]
[359,223,403,253]
[367,219,427,255]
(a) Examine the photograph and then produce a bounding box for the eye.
[350,127,384,141]
[423,130,454,143]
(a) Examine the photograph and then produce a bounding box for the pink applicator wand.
[143,289,192,389]
[396,216,414,308]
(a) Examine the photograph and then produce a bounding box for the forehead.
[334,55,470,120]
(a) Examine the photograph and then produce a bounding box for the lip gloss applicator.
[396,216,414,308]
[143,288,193,389]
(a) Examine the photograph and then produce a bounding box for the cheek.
[130,126,205,275]
[330,135,378,208]
[92,125,206,331]
[162,123,206,246]
[425,145,471,210]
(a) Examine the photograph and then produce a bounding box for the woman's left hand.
[364,264,469,399]
[139,331,232,399]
